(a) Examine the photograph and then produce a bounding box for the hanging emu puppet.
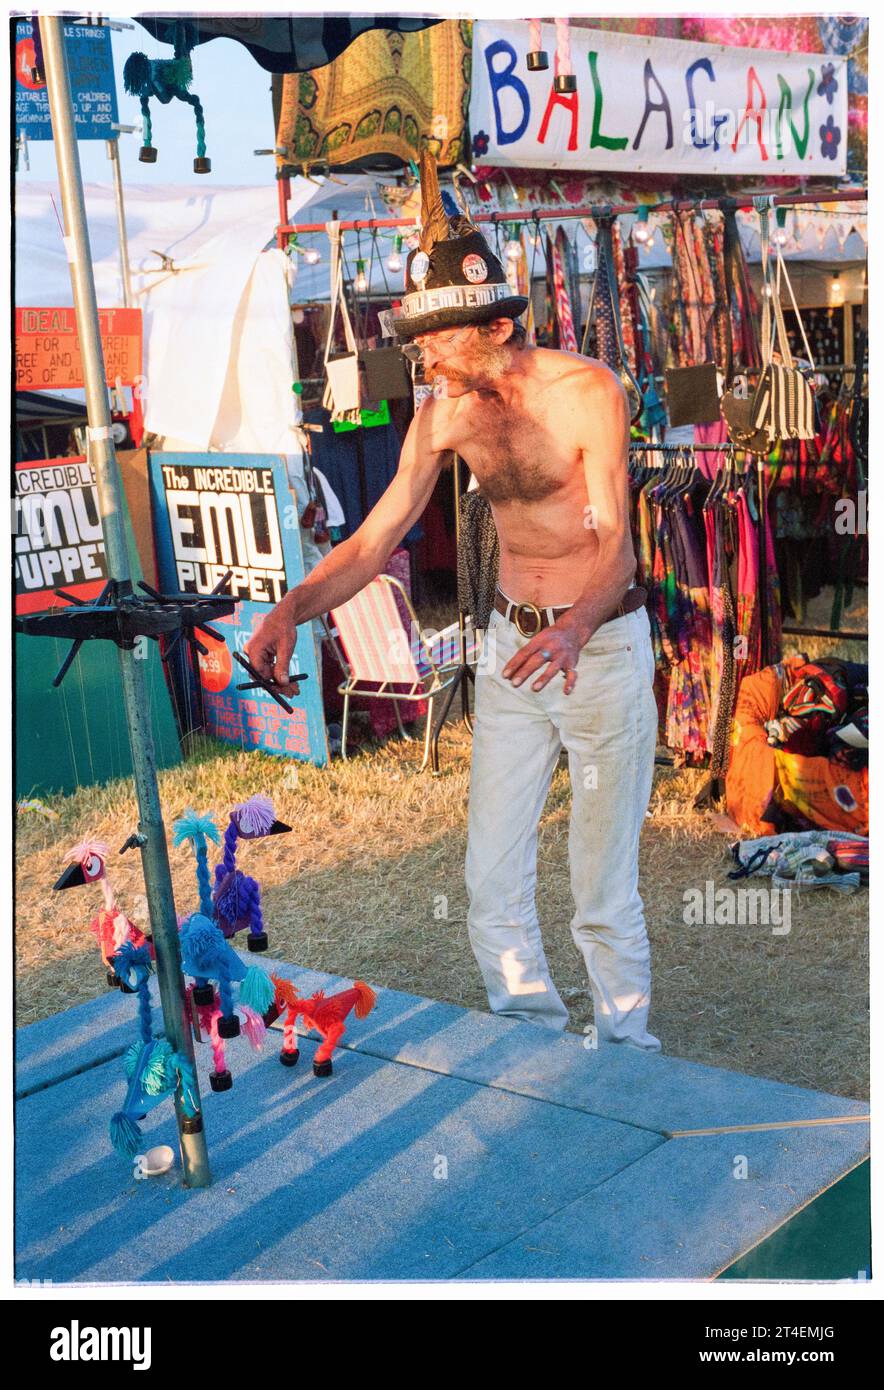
[54,838,146,991]
[212,795,290,953]
[123,21,210,172]
[178,912,274,1092]
[109,941,199,1159]
[268,976,377,1077]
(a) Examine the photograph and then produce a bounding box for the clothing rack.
[628,440,867,647]
[278,185,867,243]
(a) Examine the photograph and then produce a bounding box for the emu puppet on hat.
[393,151,528,342]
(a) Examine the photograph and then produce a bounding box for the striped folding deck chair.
[326,575,460,772]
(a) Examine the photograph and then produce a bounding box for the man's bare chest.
[454,399,576,505]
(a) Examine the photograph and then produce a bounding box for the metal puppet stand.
[37,16,211,1188]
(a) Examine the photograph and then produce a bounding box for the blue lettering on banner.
[686,58,728,151]
[633,59,674,151]
[485,39,530,146]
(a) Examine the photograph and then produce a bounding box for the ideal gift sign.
[149,453,329,766]
[469,20,848,176]
[15,307,143,391]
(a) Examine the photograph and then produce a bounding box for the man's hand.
[244,597,301,696]
[501,618,586,696]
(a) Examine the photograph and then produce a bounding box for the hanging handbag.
[749,205,817,444]
[665,363,721,426]
[322,221,362,422]
[720,201,769,452]
[665,210,722,425]
[358,345,412,401]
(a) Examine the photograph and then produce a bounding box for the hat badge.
[411,250,430,287]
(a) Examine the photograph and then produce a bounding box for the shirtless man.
[246,317,661,1051]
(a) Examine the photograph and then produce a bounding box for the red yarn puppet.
[269,975,377,1076]
[55,839,146,989]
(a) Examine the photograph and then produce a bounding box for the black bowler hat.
[393,151,528,341]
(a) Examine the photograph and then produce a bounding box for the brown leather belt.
[494,585,647,638]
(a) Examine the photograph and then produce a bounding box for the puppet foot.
[280,1047,300,1067]
[313,1059,333,1078]
[210,1069,233,1092]
[106,970,121,988]
[194,156,211,174]
[247,932,268,953]
[192,984,215,1006]
[218,1014,241,1039]
[139,145,157,163]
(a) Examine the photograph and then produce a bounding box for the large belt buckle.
[513,601,543,637]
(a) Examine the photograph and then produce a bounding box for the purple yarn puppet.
[213,794,290,953]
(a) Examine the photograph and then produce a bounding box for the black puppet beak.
[53,861,87,891]
[269,819,291,836]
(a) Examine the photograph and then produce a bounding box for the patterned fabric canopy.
[273,20,470,172]
[135,14,440,75]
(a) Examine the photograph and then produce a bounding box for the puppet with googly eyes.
[54,839,146,991]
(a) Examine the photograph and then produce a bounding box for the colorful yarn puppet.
[268,976,377,1077]
[178,913,274,1092]
[108,941,199,1159]
[213,795,290,953]
[173,808,221,919]
[122,20,210,172]
[54,839,146,990]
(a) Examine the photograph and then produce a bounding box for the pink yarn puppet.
[54,839,146,990]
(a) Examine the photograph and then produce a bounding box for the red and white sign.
[15,306,143,391]
[14,457,107,615]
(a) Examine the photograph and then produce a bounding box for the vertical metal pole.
[107,137,132,307]
[40,16,211,1188]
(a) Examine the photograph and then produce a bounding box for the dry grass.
[15,588,868,1101]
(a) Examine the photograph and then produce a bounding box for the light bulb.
[304,247,321,266]
[633,207,652,245]
[831,274,843,304]
[386,235,403,273]
[505,237,522,263]
[355,259,368,293]
[774,227,789,247]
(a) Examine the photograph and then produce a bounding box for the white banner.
[469,21,848,177]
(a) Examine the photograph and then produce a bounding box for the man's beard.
[428,339,511,389]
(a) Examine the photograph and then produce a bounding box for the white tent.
[14,176,320,451]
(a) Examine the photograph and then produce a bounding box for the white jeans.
[465,604,661,1051]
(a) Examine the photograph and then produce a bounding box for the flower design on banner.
[819,116,841,160]
[471,130,489,158]
[818,62,838,104]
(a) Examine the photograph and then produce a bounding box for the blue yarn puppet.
[178,912,275,1092]
[122,20,211,173]
[174,808,275,1091]
[108,941,199,1159]
[213,794,290,954]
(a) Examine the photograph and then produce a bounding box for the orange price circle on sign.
[197,634,232,693]
[16,39,44,90]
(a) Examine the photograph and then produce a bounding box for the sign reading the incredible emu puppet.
[469,21,848,176]
[150,453,329,766]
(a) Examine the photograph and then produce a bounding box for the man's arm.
[245,403,448,690]
[502,367,636,696]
